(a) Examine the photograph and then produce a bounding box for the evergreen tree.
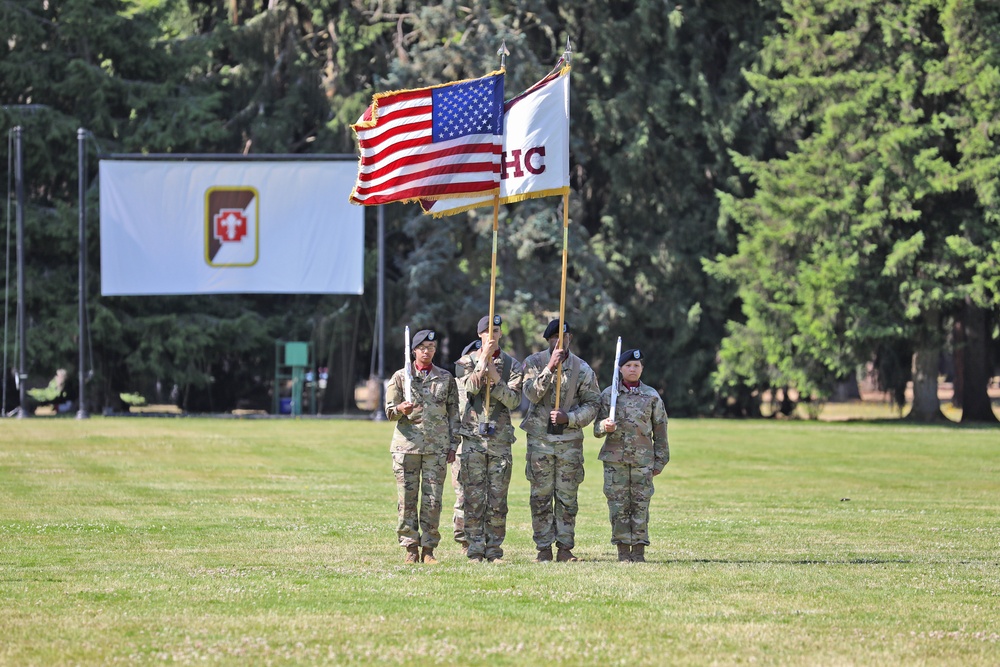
[710,0,1000,422]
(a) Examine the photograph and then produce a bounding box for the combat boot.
[534,547,553,563]
[556,547,580,563]
[617,544,631,562]
[404,545,420,564]
[459,541,469,556]
[421,548,438,564]
[631,544,646,563]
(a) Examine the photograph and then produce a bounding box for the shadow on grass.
[661,558,914,565]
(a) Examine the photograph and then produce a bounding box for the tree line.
[1,0,997,421]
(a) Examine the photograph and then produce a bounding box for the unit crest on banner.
[206,187,259,267]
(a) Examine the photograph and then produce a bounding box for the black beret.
[477,314,502,334]
[411,329,437,349]
[462,339,483,356]
[542,319,571,340]
[619,348,643,366]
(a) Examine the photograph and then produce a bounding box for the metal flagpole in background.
[13,126,26,418]
[77,128,89,419]
[374,204,386,420]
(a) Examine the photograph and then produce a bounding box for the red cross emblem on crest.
[213,209,248,243]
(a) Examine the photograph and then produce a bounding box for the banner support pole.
[374,204,386,420]
[76,128,89,419]
[14,126,26,418]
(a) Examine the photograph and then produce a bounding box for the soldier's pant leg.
[630,464,656,546]
[392,452,421,547]
[460,449,488,558]
[603,462,632,545]
[525,450,556,549]
[451,455,465,544]
[484,454,512,560]
[418,453,448,549]
[553,443,585,550]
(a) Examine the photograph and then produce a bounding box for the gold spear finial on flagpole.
[497,40,510,71]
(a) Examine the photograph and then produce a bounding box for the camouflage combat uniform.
[520,350,601,551]
[593,381,668,547]
[385,363,460,550]
[450,457,465,548]
[455,348,524,560]
[451,362,472,549]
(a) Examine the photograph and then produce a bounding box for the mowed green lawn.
[0,418,997,666]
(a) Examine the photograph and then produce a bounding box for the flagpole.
[483,194,500,420]
[555,35,573,422]
[553,192,570,418]
[481,41,509,428]
[551,40,573,431]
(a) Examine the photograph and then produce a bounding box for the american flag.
[421,60,571,217]
[349,73,505,206]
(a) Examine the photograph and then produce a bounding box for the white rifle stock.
[608,336,622,422]
[403,326,413,403]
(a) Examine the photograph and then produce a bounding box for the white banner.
[100,160,364,295]
[422,67,570,217]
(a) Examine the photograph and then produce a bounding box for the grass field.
[1,417,997,666]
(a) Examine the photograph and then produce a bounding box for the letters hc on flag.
[421,63,570,217]
[349,72,505,206]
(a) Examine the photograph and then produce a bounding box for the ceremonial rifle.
[403,325,413,403]
[609,336,622,422]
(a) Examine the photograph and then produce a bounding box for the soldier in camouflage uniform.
[455,315,523,563]
[520,319,601,563]
[594,348,669,563]
[451,338,482,555]
[385,329,460,564]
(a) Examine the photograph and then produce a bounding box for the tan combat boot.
[404,545,420,564]
[556,547,579,563]
[459,541,469,556]
[533,547,553,563]
[421,547,438,564]
[617,544,631,562]
[631,544,646,563]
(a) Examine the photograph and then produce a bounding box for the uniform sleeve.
[455,356,475,393]
[447,375,461,453]
[652,395,669,473]
[492,356,524,411]
[384,371,407,422]
[593,388,611,439]
[521,356,554,405]
[460,351,488,397]
[567,364,601,429]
